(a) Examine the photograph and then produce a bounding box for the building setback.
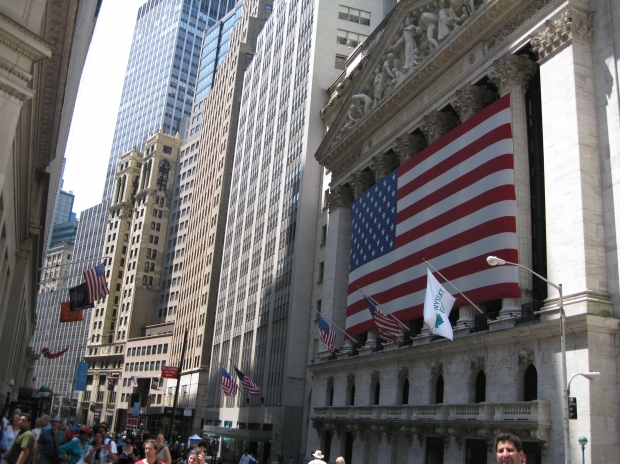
[169,0,271,433]
[197,0,390,460]
[305,0,620,463]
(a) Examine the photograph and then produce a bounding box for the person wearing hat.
[33,416,67,464]
[58,428,91,464]
[308,451,324,464]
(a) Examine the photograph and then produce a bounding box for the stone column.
[369,153,399,181]
[419,111,458,145]
[487,53,537,317]
[322,185,354,353]
[392,133,427,166]
[451,83,495,334]
[530,7,611,320]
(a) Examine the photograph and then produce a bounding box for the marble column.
[451,83,496,332]
[322,185,354,353]
[531,6,611,320]
[392,133,427,166]
[419,110,458,145]
[487,53,537,316]
[369,153,399,181]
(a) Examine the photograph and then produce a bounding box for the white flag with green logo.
[423,267,456,340]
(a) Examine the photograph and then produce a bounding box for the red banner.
[161,366,179,379]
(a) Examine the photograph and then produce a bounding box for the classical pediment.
[315,0,545,178]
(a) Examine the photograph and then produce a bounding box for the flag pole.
[358,288,410,332]
[167,328,188,444]
[312,307,358,344]
[423,259,487,317]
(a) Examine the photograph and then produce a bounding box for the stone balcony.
[311,401,550,451]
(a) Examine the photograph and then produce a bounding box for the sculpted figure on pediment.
[417,12,439,51]
[388,14,421,72]
[437,1,455,42]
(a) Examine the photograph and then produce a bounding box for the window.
[318,262,324,283]
[265,4,272,13]
[374,382,380,405]
[475,371,486,403]
[338,6,370,25]
[402,378,409,405]
[349,384,355,406]
[337,29,368,48]
[320,224,327,245]
[435,375,444,404]
[524,365,537,401]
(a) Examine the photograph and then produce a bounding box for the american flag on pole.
[346,95,519,336]
[234,366,261,395]
[220,367,238,397]
[363,295,401,343]
[83,263,109,303]
[317,313,336,352]
[131,376,138,388]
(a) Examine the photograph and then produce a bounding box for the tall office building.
[166,0,269,433]
[196,0,389,460]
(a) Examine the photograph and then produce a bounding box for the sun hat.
[312,451,324,459]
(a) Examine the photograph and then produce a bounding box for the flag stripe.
[346,95,519,336]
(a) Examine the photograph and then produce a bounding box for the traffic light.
[568,397,578,419]
[107,377,117,391]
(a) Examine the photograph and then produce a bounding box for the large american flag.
[220,367,238,396]
[84,262,109,303]
[346,95,519,336]
[234,366,261,395]
[317,313,336,351]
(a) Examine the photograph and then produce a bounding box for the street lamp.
[38,385,52,415]
[567,372,601,396]
[578,437,587,464]
[486,256,569,464]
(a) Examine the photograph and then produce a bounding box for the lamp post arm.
[500,260,561,292]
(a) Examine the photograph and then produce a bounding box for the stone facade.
[304,0,620,463]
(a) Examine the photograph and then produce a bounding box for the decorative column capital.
[470,356,485,371]
[325,185,354,212]
[393,133,427,165]
[420,111,458,145]
[369,153,398,182]
[398,366,409,380]
[348,170,374,198]
[326,376,334,388]
[370,370,380,383]
[531,7,594,62]
[451,84,496,123]
[487,54,537,97]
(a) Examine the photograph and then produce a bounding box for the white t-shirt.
[104,438,118,455]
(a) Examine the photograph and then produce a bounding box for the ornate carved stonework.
[326,185,354,212]
[420,111,458,145]
[470,356,485,371]
[331,149,363,181]
[371,370,380,383]
[348,170,374,198]
[398,366,409,380]
[486,53,537,97]
[347,373,355,386]
[369,153,399,181]
[0,82,30,101]
[451,84,495,122]
[518,349,535,365]
[326,376,334,388]
[431,362,443,377]
[483,0,553,54]
[393,133,427,165]
[530,7,594,62]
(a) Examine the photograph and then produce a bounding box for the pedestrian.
[495,433,526,464]
[0,425,7,459]
[39,418,51,433]
[96,425,117,458]
[3,414,21,461]
[6,414,35,464]
[118,436,139,464]
[33,416,67,464]
[335,458,344,464]
[31,419,42,444]
[1,408,8,431]
[154,435,170,464]
[84,432,118,464]
[58,428,91,464]
[238,450,255,464]
[288,456,293,464]
[308,451,324,464]
[140,440,163,464]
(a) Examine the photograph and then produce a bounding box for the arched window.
[329,386,334,406]
[350,384,355,406]
[157,160,170,191]
[402,378,409,405]
[475,371,486,403]
[435,375,444,404]
[374,382,380,405]
[524,364,537,401]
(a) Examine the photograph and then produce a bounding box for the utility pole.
[167,329,188,443]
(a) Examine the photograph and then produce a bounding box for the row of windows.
[125,360,166,372]
[338,6,371,25]
[337,29,368,48]
[127,343,168,356]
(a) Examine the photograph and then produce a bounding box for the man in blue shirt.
[33,416,66,464]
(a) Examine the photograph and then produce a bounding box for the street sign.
[161,366,179,379]
[568,397,578,419]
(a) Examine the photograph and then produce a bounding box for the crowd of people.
[0,408,200,464]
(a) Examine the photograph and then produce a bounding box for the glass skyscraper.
[102,0,237,202]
